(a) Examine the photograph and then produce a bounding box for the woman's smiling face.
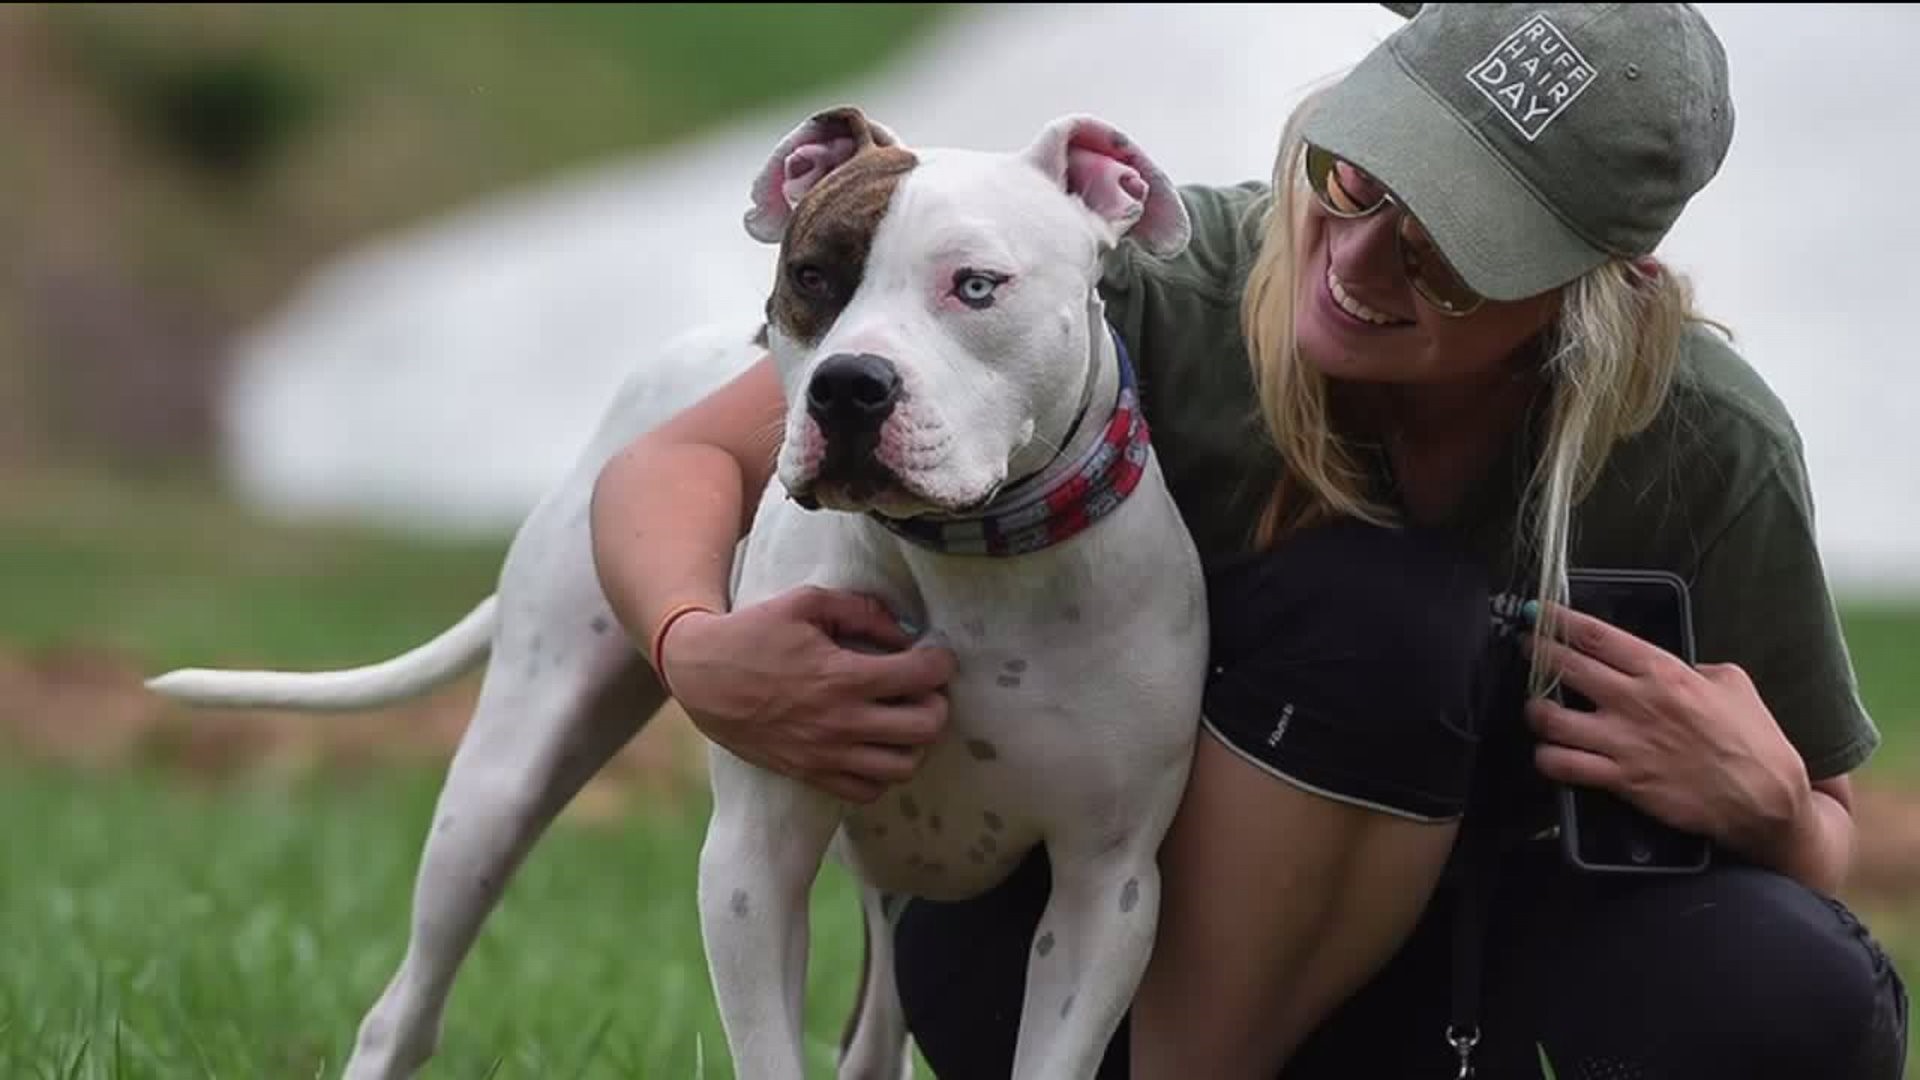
[1292,149,1563,388]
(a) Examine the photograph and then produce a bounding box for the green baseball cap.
[1301,3,1735,302]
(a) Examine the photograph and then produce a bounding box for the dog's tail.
[145,595,500,712]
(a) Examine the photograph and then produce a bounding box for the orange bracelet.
[649,602,719,698]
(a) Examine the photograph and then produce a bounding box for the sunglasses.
[1302,143,1485,317]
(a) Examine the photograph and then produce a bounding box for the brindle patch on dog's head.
[766,144,917,347]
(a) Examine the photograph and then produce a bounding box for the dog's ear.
[745,105,902,244]
[1021,115,1191,258]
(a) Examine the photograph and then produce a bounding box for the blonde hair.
[1240,89,1720,695]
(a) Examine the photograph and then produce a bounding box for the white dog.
[149,105,1209,1080]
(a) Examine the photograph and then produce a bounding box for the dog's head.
[743,106,1190,518]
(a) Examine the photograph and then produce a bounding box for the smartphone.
[1552,568,1713,875]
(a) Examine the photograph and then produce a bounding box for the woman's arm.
[591,357,783,640]
[589,353,956,804]
[1757,771,1857,899]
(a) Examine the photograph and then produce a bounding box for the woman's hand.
[658,586,958,805]
[1521,603,1817,869]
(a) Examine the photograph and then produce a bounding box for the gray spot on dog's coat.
[731,889,750,918]
[979,833,999,854]
[1036,932,1055,958]
[1062,603,1083,624]
[1121,877,1140,914]
[900,794,921,820]
[984,810,1004,832]
[1061,994,1076,1019]
[591,615,610,635]
[997,674,1022,689]
[967,739,999,761]
[962,617,987,640]
[928,814,943,833]
[1004,658,1028,674]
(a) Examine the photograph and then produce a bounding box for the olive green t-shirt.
[1098,180,1880,783]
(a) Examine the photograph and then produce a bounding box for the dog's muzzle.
[803,352,902,503]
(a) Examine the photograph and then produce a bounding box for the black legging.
[892,842,1909,1079]
[891,516,1909,1079]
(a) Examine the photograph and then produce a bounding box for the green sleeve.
[1093,182,1283,561]
[1688,447,1880,781]
[1098,180,1272,391]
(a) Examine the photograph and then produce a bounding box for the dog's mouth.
[789,473,903,513]
[792,432,899,510]
[790,461,1002,519]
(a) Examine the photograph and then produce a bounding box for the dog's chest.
[835,590,1182,902]
[836,641,1085,900]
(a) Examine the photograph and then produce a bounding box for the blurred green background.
[1,4,1914,1077]
[2,5,952,1076]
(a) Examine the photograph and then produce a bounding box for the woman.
[590,4,1908,1077]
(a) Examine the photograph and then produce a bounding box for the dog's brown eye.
[790,263,833,300]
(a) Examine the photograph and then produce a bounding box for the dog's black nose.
[806,353,901,430]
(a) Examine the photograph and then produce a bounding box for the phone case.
[1552,568,1713,875]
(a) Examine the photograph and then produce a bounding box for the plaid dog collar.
[870,326,1149,557]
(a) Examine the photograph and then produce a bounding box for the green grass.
[0,467,510,676]
[0,761,870,1080]
[1843,602,1920,775]
[2,472,1917,1077]
[0,472,881,1076]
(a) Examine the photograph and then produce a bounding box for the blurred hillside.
[0,2,956,482]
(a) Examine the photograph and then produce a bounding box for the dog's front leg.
[1008,847,1161,1080]
[1010,771,1189,1080]
[699,755,844,1080]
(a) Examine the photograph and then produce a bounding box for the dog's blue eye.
[953,270,1006,309]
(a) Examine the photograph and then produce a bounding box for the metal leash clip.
[1447,1024,1480,1079]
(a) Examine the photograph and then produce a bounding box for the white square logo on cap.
[1465,13,1598,142]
